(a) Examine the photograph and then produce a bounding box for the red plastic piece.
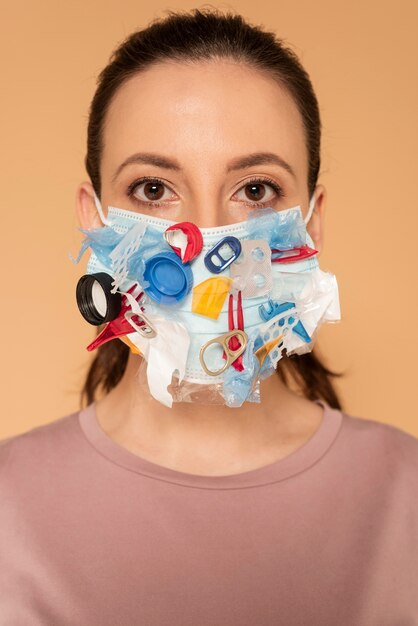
[271,244,318,263]
[222,291,244,371]
[86,284,145,352]
[164,222,203,263]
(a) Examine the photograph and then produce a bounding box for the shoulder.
[0,409,83,477]
[339,408,418,477]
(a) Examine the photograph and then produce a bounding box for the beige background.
[1,0,417,438]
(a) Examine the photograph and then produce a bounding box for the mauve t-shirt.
[1,399,418,625]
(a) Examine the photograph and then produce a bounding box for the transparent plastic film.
[246,206,306,250]
[168,375,261,406]
[230,240,273,298]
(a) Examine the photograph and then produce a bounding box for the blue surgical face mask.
[72,193,341,408]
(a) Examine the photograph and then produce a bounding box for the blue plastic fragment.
[258,299,295,322]
[204,236,242,274]
[291,320,311,343]
[70,226,124,266]
[246,207,306,250]
[222,331,259,408]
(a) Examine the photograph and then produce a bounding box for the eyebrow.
[112,151,296,183]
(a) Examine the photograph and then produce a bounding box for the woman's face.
[77,59,325,251]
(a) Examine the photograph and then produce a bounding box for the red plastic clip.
[271,244,318,263]
[86,284,145,352]
[222,291,245,371]
[164,222,203,263]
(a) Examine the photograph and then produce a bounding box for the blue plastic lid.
[143,251,193,304]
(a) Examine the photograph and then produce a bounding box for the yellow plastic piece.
[119,335,142,355]
[192,277,232,319]
[255,333,284,367]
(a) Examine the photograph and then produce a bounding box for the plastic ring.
[199,330,248,376]
[76,272,121,326]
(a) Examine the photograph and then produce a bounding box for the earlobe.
[75,181,103,230]
[307,184,326,257]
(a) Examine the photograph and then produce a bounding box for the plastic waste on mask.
[192,276,232,319]
[258,298,311,346]
[70,220,169,294]
[222,330,260,408]
[167,376,261,406]
[307,270,341,323]
[119,334,142,355]
[124,310,157,338]
[271,244,318,264]
[168,378,226,404]
[76,272,122,326]
[126,313,191,408]
[291,319,311,343]
[246,207,306,250]
[204,236,242,273]
[286,321,321,357]
[122,289,157,337]
[269,268,340,339]
[70,225,124,267]
[270,271,316,303]
[122,227,170,286]
[254,332,285,367]
[71,201,341,409]
[254,308,308,372]
[109,222,147,293]
[199,329,248,376]
[163,222,203,263]
[259,299,295,322]
[142,251,193,305]
[84,283,148,351]
[230,239,272,298]
[286,271,341,356]
[224,291,245,371]
[253,324,286,376]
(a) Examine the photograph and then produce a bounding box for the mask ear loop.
[304,193,316,225]
[93,190,114,227]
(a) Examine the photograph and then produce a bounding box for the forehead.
[101,60,308,179]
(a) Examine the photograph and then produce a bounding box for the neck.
[94,351,323,474]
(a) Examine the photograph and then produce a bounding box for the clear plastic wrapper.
[246,207,306,250]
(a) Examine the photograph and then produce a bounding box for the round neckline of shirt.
[77,399,343,490]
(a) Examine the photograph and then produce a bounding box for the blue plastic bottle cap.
[143,251,193,304]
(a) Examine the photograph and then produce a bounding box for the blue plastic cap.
[143,251,193,304]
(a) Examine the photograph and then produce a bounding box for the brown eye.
[233,178,283,205]
[127,177,176,206]
[139,181,165,201]
[244,182,268,202]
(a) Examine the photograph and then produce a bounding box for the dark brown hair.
[81,7,344,410]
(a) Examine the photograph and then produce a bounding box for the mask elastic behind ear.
[93,191,114,226]
[304,193,315,225]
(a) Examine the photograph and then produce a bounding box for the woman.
[1,8,417,624]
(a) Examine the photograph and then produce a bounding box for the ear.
[306,183,326,258]
[75,181,104,230]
